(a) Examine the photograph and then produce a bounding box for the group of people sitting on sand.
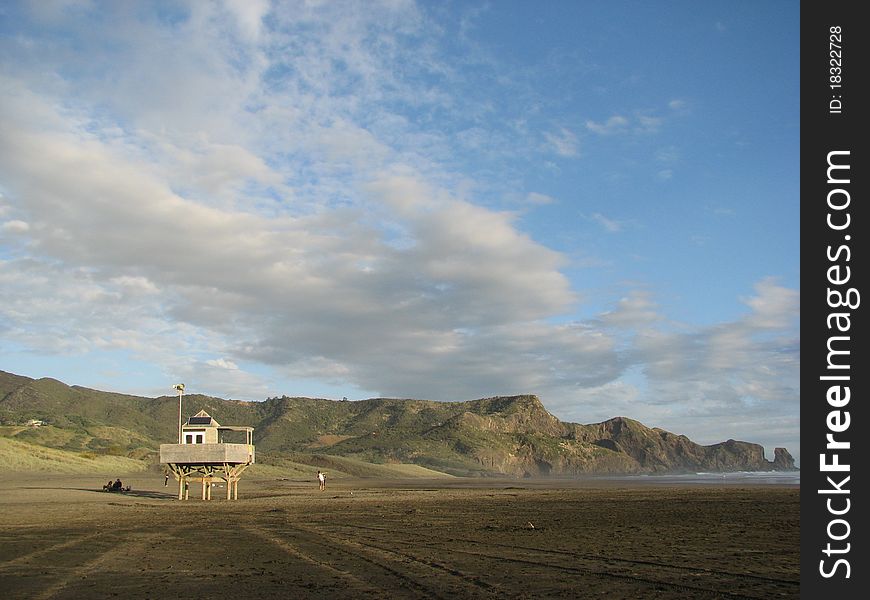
[102,478,131,493]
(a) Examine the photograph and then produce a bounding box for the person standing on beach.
[317,470,326,491]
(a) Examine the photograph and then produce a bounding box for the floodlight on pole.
[173,383,185,443]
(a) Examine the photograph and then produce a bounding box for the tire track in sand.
[330,521,798,587]
[249,522,498,600]
[29,534,157,600]
[320,522,786,600]
[0,532,106,569]
[290,522,500,600]
[243,525,386,598]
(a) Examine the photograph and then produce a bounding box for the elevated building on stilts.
[159,410,255,500]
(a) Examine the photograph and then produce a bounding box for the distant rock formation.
[773,447,797,471]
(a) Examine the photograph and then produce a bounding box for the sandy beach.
[0,473,799,599]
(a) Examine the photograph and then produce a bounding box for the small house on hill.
[182,410,220,444]
[180,410,254,446]
[160,410,255,501]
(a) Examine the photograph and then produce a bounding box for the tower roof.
[185,410,221,427]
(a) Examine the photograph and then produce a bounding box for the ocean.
[603,471,801,485]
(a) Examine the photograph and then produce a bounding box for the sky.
[0,1,800,464]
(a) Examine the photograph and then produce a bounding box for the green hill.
[0,370,795,476]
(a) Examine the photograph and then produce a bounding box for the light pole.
[173,384,185,443]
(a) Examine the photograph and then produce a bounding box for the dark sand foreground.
[0,474,798,599]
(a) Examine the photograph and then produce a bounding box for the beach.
[0,474,799,599]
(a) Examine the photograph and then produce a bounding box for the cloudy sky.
[0,1,799,464]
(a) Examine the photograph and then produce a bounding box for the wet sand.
[0,474,799,599]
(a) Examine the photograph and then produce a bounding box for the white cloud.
[0,80,581,403]
[164,142,285,207]
[599,290,660,328]
[585,115,629,135]
[111,276,159,296]
[223,0,270,42]
[589,212,625,233]
[586,110,665,136]
[311,120,392,168]
[655,146,679,163]
[526,192,555,205]
[206,358,239,370]
[2,220,30,233]
[22,0,96,23]
[636,114,662,134]
[619,280,799,455]
[544,128,579,157]
[741,277,800,329]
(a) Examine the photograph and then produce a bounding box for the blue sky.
[0,1,799,464]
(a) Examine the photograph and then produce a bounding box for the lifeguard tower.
[159,410,255,500]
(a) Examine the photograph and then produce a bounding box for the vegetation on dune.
[0,437,148,474]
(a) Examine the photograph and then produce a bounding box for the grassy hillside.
[0,370,794,476]
[0,437,148,474]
